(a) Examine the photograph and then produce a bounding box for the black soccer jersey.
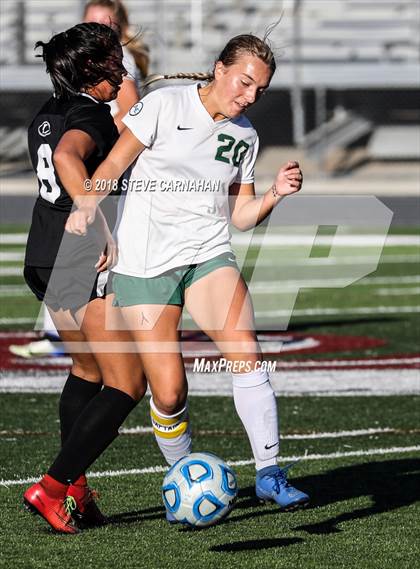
[25,94,118,267]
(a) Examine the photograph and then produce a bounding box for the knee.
[105,374,148,403]
[152,389,187,416]
[71,360,101,382]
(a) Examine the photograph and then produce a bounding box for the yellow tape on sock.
[150,406,189,439]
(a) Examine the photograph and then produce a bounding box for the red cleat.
[67,483,107,528]
[23,477,79,534]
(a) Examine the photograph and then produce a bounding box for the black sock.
[48,386,137,484]
[59,373,102,445]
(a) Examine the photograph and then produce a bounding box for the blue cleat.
[255,463,309,510]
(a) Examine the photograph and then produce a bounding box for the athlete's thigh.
[185,267,260,361]
[74,296,147,400]
[47,306,101,381]
[118,304,187,404]
[185,267,256,335]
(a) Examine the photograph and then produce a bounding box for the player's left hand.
[273,161,303,198]
[95,237,118,272]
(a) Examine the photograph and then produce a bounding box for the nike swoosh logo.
[177,125,193,130]
[228,257,236,263]
[264,441,279,450]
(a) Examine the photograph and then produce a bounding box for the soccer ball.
[162,452,238,528]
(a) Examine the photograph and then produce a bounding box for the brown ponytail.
[141,33,275,95]
[142,72,213,92]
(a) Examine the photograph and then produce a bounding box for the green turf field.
[1,224,419,355]
[0,223,419,568]
[1,395,419,569]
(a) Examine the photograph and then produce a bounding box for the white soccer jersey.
[114,83,259,277]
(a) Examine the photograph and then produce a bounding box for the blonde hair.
[216,34,276,76]
[142,34,275,94]
[83,0,149,78]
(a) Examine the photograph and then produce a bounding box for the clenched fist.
[272,161,303,198]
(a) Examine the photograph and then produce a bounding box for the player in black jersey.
[23,22,146,534]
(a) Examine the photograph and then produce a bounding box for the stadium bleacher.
[0,0,419,167]
[1,0,418,87]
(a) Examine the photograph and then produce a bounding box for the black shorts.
[24,265,109,314]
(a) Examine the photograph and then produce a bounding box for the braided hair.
[142,72,213,92]
[142,34,275,95]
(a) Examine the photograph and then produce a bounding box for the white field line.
[0,426,398,439]
[2,445,419,488]
[0,275,418,298]
[271,357,420,368]
[1,257,419,277]
[2,305,420,326]
[0,252,24,262]
[241,255,420,267]
[0,234,28,245]
[250,306,420,318]
[2,233,419,247]
[250,282,420,294]
[189,370,420,397]
[281,428,397,440]
[0,317,36,325]
[2,276,420,298]
[0,275,420,297]
[240,235,420,247]
[2,277,420,298]
[0,331,36,338]
[232,235,420,247]
[0,286,31,297]
[7,356,73,367]
[2,369,419,396]
[361,276,420,285]
[375,287,420,296]
[0,268,24,276]
[4,356,420,371]
[119,426,396,439]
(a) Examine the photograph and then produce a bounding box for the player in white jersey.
[114,82,258,276]
[67,33,309,513]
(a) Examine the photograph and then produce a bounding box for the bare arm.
[65,127,146,235]
[53,129,96,200]
[53,129,117,269]
[230,161,303,231]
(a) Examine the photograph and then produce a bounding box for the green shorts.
[112,252,238,306]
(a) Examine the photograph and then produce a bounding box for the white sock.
[150,398,192,465]
[232,369,279,471]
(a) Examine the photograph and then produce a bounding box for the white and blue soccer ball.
[162,452,238,528]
